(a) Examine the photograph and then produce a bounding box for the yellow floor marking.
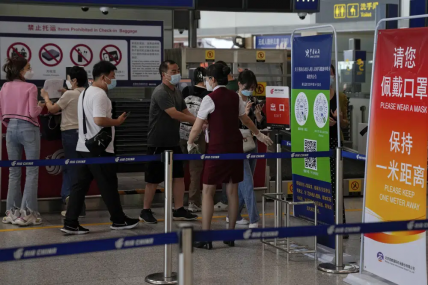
[0,210,362,233]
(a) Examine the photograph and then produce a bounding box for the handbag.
[81,88,112,156]
[240,129,256,153]
[40,113,62,141]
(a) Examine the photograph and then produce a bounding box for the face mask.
[241,90,253,97]
[66,80,73,90]
[106,78,117,90]
[330,75,335,87]
[206,79,213,91]
[24,70,34,80]
[169,74,181,85]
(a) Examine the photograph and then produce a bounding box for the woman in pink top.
[0,57,45,226]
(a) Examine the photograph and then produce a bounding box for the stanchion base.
[145,272,178,284]
[318,263,359,274]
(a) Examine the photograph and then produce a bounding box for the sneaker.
[214,202,228,211]
[2,209,20,224]
[14,212,42,226]
[173,207,198,221]
[61,224,89,235]
[188,202,202,213]
[139,209,158,224]
[111,216,140,230]
[249,222,259,229]
[226,217,250,225]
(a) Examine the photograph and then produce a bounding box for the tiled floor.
[0,198,374,285]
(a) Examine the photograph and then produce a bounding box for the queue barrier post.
[262,192,317,256]
[318,147,359,274]
[274,134,283,244]
[178,224,193,285]
[146,150,178,284]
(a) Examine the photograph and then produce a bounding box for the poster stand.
[347,14,428,285]
[290,25,359,274]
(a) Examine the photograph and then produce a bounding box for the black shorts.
[145,146,184,184]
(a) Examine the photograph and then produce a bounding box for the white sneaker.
[226,217,250,225]
[249,222,259,229]
[2,209,20,224]
[14,212,42,226]
[188,203,202,213]
[214,202,228,211]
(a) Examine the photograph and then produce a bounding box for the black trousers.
[64,151,125,226]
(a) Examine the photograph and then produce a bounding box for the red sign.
[266,86,290,125]
[70,44,93,67]
[39,43,63,67]
[7,42,32,62]
[100,44,122,66]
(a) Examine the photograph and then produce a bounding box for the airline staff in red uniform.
[187,63,272,249]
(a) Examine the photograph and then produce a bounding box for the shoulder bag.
[82,88,112,156]
[240,129,256,153]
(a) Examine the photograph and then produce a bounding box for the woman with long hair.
[187,63,272,249]
[0,57,45,226]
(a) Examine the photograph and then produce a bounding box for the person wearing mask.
[188,63,272,249]
[0,57,45,226]
[226,69,267,228]
[329,64,349,239]
[179,67,209,213]
[213,61,239,211]
[140,60,198,224]
[62,61,139,234]
[41,66,88,217]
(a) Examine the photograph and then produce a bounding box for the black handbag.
[81,88,112,157]
[40,113,62,141]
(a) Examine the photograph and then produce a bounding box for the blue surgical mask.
[107,78,117,90]
[330,75,335,87]
[169,74,182,85]
[241,90,253,97]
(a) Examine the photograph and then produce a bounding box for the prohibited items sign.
[100,44,122,66]
[70,44,93,67]
[7,42,32,62]
[39,43,63,67]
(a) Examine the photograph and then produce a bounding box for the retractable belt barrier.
[281,140,366,161]
[0,219,427,263]
[0,151,333,168]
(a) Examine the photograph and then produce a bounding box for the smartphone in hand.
[125,111,131,118]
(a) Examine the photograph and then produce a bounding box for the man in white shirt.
[62,61,139,235]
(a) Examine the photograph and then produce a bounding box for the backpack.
[180,90,202,140]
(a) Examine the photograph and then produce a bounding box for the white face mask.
[65,80,73,90]
[24,70,34,80]
[206,79,213,91]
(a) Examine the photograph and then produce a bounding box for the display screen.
[294,0,319,12]
[0,0,195,8]
[196,0,243,11]
[247,0,292,12]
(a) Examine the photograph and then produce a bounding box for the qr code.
[304,139,317,170]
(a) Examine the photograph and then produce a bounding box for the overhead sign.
[317,0,399,23]
[255,82,266,96]
[291,34,334,248]
[266,86,290,127]
[294,0,320,12]
[363,28,428,285]
[4,0,194,8]
[205,50,215,62]
[256,50,266,62]
[0,16,163,87]
[255,35,296,50]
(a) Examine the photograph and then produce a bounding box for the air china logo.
[243,229,279,239]
[305,48,321,59]
[356,155,366,160]
[11,161,16,167]
[247,153,251,159]
[46,149,65,176]
[200,154,205,160]
[270,89,274,95]
[115,157,120,163]
[65,159,70,165]
[14,248,24,260]
[115,238,124,249]
[377,252,384,262]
